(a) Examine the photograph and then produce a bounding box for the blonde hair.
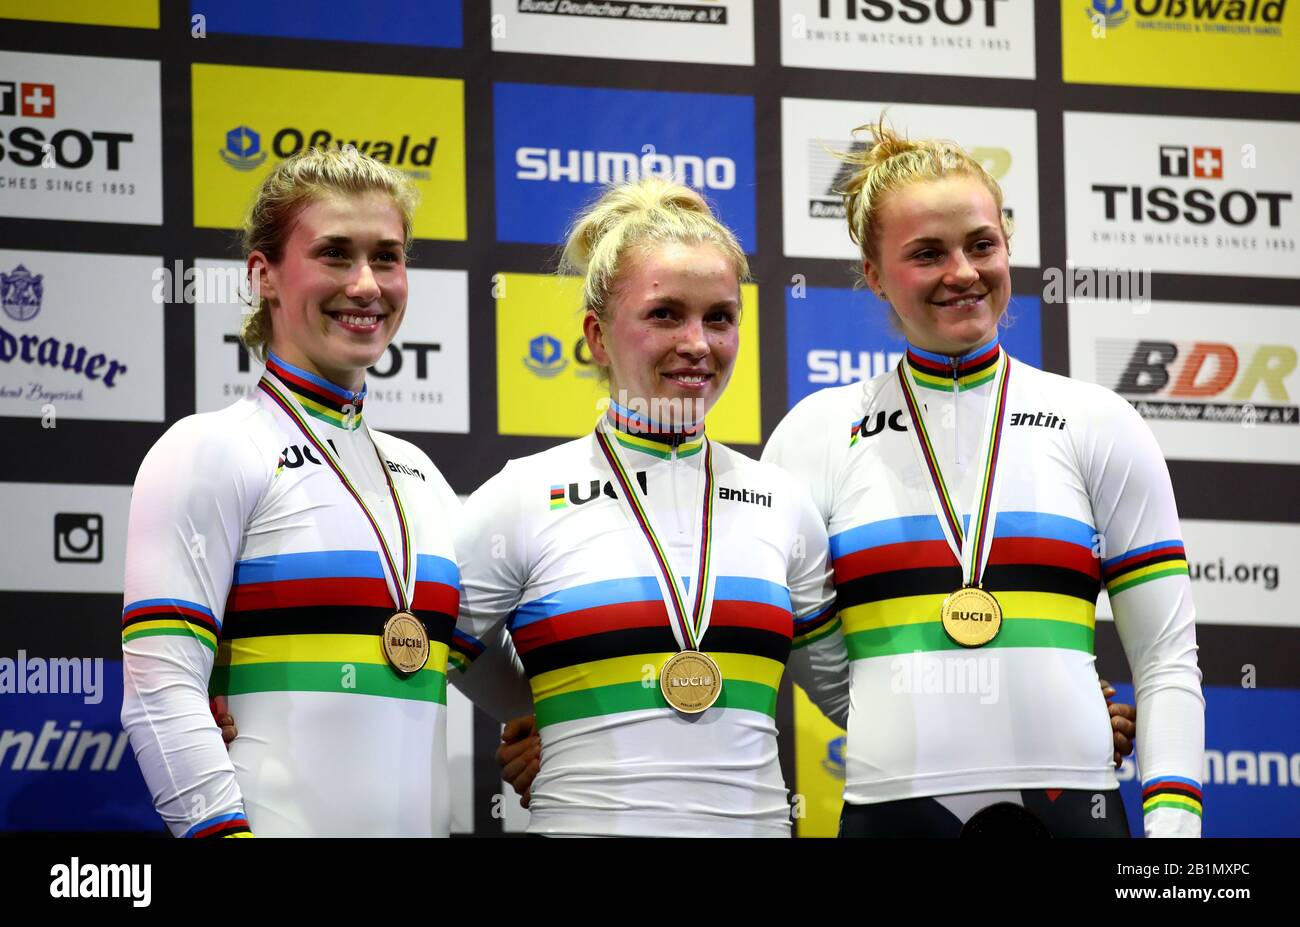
[560,176,750,321]
[239,146,419,361]
[837,117,1013,265]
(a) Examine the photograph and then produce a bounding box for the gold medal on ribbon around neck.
[940,586,1002,648]
[659,650,723,714]
[382,611,429,676]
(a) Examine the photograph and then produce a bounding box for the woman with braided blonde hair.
[764,120,1204,837]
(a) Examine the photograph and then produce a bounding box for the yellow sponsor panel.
[496,273,761,445]
[1062,0,1300,94]
[793,684,846,838]
[0,0,158,28]
[192,64,465,239]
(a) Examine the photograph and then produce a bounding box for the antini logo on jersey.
[718,486,772,507]
[1091,143,1292,228]
[1103,338,1298,426]
[548,471,649,509]
[1008,410,1066,429]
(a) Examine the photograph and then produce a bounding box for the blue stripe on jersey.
[1103,539,1183,571]
[509,575,791,630]
[183,811,246,838]
[829,511,1098,561]
[232,550,385,585]
[267,350,365,403]
[416,553,461,588]
[121,597,217,620]
[795,601,835,628]
[1142,774,1201,789]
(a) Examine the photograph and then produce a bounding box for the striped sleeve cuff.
[1142,776,1203,819]
[792,603,840,650]
[447,628,486,673]
[122,598,220,653]
[184,812,252,839]
[1102,541,1189,596]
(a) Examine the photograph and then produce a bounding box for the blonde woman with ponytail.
[122,147,528,838]
[763,121,1202,837]
[463,177,850,836]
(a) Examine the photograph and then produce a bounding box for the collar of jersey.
[904,334,1002,392]
[604,400,704,460]
[264,351,366,431]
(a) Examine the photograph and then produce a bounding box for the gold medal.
[382,610,429,676]
[941,586,1002,647]
[659,650,723,714]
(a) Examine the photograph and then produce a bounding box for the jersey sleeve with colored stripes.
[120,411,271,838]
[1076,383,1205,837]
[452,461,532,690]
[389,442,534,724]
[781,474,849,729]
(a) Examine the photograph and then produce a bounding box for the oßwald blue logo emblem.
[221,126,268,171]
[1088,0,1129,28]
[524,334,568,378]
[1,264,43,322]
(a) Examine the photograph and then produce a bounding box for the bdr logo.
[494,83,755,250]
[785,286,1041,409]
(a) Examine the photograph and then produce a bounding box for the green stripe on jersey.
[211,661,447,703]
[534,678,778,728]
[844,618,1094,660]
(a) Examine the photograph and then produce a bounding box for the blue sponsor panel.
[1113,683,1300,837]
[494,83,756,251]
[190,0,462,47]
[784,287,1042,410]
[0,660,159,832]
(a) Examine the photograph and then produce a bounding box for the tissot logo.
[224,336,441,380]
[817,0,1008,26]
[0,81,56,118]
[1159,145,1223,180]
[1091,145,1291,227]
[549,471,649,508]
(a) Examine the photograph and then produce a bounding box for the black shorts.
[839,789,1131,838]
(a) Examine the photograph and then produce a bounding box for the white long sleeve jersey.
[763,338,1205,837]
[455,418,849,837]
[120,353,483,837]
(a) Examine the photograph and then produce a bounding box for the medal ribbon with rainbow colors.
[594,422,723,713]
[895,348,1012,647]
[259,373,429,674]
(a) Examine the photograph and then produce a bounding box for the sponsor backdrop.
[0,1,1296,837]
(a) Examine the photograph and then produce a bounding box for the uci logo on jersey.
[548,471,648,509]
[275,440,338,475]
[848,409,908,446]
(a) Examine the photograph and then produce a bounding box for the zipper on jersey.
[951,354,961,467]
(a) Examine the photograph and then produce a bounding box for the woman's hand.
[497,715,540,809]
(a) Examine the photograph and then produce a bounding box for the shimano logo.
[515,146,736,190]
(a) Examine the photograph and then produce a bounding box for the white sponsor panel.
[780,0,1035,78]
[0,249,164,422]
[1068,300,1300,465]
[0,51,161,224]
[1064,112,1300,278]
[0,482,131,594]
[1097,520,1295,628]
[194,260,470,434]
[492,0,754,65]
[781,97,1039,266]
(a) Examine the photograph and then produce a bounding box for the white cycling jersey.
[764,336,1205,837]
[454,406,850,837]
[121,352,525,837]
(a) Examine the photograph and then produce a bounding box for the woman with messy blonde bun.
[123,146,531,838]
[473,175,851,836]
[765,120,1202,838]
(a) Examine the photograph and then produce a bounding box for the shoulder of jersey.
[150,396,280,470]
[1008,357,1132,422]
[776,373,893,450]
[369,429,457,495]
[712,440,807,501]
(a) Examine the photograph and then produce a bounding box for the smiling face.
[251,190,408,391]
[583,240,741,428]
[863,174,1011,356]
